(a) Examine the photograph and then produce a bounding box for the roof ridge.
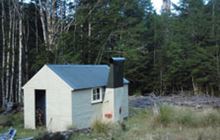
[47,64,109,67]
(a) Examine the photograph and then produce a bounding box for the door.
[35,89,46,127]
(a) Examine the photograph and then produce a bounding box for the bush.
[91,120,111,135]
[10,112,23,127]
[153,104,220,128]
[0,112,23,128]
[155,105,174,126]
[202,112,220,127]
[175,108,220,127]
[175,109,199,127]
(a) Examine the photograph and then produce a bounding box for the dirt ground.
[129,94,220,108]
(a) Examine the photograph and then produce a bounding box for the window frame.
[91,87,103,104]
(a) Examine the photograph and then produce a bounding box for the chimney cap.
[110,57,125,63]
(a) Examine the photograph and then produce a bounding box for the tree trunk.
[205,85,209,95]
[217,52,220,89]
[153,15,156,66]
[47,0,54,51]
[6,0,12,103]
[18,0,23,103]
[211,86,214,97]
[160,69,163,95]
[1,0,6,107]
[60,0,65,32]
[180,86,184,94]
[39,0,73,53]
[88,22,91,63]
[9,8,16,102]
[35,2,39,52]
[192,76,199,95]
[24,18,30,82]
[39,0,48,47]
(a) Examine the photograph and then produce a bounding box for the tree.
[1,0,6,106]
[18,0,24,103]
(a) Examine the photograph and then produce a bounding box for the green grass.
[0,112,45,139]
[1,105,220,140]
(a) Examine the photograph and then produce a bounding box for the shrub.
[0,112,23,128]
[121,122,127,131]
[176,110,195,126]
[202,112,220,127]
[91,120,111,135]
[153,104,220,128]
[10,112,23,127]
[155,105,174,126]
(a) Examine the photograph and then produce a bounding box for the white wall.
[122,85,129,118]
[72,89,103,129]
[24,88,35,129]
[102,88,114,122]
[102,85,129,122]
[23,65,73,132]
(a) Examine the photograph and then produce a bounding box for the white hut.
[23,57,129,132]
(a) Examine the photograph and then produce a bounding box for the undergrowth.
[154,105,220,127]
[91,120,111,135]
[71,105,220,140]
[1,105,220,140]
[0,112,45,139]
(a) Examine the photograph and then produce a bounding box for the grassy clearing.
[70,105,220,140]
[154,105,220,128]
[1,105,220,140]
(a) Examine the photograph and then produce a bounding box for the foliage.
[0,112,45,139]
[2,0,220,107]
[91,120,111,135]
[154,105,174,126]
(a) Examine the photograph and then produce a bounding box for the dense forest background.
[0,0,220,107]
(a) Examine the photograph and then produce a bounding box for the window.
[91,88,103,103]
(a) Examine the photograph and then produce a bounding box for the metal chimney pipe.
[107,57,125,88]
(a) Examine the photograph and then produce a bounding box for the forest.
[0,0,220,108]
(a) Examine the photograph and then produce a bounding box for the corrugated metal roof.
[47,64,129,90]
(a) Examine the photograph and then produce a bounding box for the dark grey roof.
[47,64,129,90]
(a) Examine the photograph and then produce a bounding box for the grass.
[154,105,174,126]
[1,105,220,140]
[91,120,112,135]
[70,105,220,140]
[0,112,45,139]
[153,105,220,128]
